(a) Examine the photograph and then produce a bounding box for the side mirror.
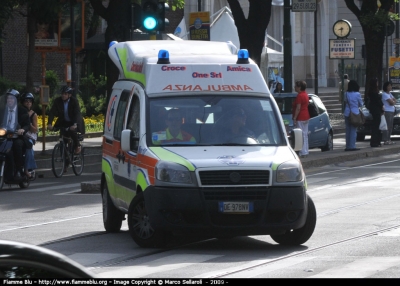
[121,129,139,152]
[291,128,303,151]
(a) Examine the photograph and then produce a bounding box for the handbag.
[379,114,388,130]
[25,131,37,142]
[346,92,366,127]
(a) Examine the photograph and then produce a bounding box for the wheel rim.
[52,143,64,177]
[131,201,154,239]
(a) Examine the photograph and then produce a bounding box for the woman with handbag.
[344,80,363,151]
[21,93,38,179]
[367,78,384,147]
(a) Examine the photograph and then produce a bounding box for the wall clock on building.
[333,19,352,38]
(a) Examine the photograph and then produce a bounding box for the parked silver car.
[273,93,334,151]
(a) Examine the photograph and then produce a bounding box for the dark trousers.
[61,121,80,149]
[13,137,26,171]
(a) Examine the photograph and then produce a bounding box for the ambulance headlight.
[156,161,192,184]
[0,128,6,136]
[276,160,303,183]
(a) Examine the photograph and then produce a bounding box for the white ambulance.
[101,40,316,248]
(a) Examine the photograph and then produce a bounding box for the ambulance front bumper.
[143,186,308,237]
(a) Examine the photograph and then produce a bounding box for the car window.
[274,97,294,114]
[148,95,285,146]
[312,96,327,114]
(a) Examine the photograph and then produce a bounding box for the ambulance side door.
[112,89,134,209]
[118,90,142,211]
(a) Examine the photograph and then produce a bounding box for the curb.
[300,145,400,169]
[36,132,104,143]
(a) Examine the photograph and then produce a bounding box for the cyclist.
[47,86,84,172]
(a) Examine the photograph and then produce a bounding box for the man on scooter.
[4,89,30,181]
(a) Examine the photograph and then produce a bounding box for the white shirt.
[382,91,395,112]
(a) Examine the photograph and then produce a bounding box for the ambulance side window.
[113,90,130,140]
[126,95,140,152]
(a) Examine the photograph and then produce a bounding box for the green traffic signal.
[142,0,158,32]
[139,0,169,32]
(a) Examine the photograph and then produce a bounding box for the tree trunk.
[344,0,394,97]
[228,0,272,67]
[26,14,36,93]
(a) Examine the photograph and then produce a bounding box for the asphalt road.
[2,154,400,278]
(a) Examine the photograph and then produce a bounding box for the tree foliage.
[345,0,398,96]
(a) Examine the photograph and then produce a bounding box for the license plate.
[218,202,254,213]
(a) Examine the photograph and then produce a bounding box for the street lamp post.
[70,0,76,96]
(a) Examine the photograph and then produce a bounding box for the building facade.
[1,1,391,89]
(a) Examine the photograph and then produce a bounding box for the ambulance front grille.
[199,170,270,186]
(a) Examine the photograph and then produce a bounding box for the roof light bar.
[157,49,170,64]
[237,49,250,64]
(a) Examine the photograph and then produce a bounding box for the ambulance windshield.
[149,95,285,146]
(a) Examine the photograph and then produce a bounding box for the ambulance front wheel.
[270,195,317,245]
[128,192,166,248]
[102,182,125,232]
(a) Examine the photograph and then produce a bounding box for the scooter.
[0,93,31,190]
[0,131,31,190]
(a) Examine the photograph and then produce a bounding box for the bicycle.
[51,127,84,178]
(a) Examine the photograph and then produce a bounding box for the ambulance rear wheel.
[102,183,124,232]
[270,195,317,245]
[128,192,166,248]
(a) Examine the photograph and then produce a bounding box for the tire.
[270,195,317,246]
[127,192,166,248]
[19,179,30,189]
[356,133,365,141]
[52,143,65,178]
[102,182,124,232]
[0,161,5,190]
[0,175,4,190]
[321,132,333,152]
[72,148,84,176]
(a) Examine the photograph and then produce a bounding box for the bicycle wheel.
[72,146,84,176]
[52,142,65,178]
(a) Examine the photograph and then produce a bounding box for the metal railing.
[338,63,366,87]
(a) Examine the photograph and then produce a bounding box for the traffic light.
[157,1,170,32]
[142,0,158,32]
[140,1,169,32]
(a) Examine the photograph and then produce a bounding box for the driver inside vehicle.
[218,107,256,143]
[152,108,196,145]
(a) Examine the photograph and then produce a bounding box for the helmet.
[6,89,20,98]
[61,86,73,94]
[21,92,34,103]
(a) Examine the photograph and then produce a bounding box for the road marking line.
[194,257,314,278]
[310,257,400,278]
[96,254,222,278]
[0,213,101,232]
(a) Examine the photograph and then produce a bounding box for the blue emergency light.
[157,49,170,64]
[109,41,118,48]
[237,49,250,64]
